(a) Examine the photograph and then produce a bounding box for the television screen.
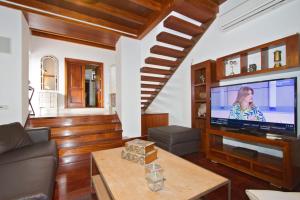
[210,78,297,137]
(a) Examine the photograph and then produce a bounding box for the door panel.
[66,60,85,108]
[96,66,104,108]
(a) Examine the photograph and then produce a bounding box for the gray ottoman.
[148,125,200,156]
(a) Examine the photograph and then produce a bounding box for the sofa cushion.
[148,125,200,145]
[0,156,56,200]
[0,122,32,154]
[0,140,57,165]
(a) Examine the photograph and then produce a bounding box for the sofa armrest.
[25,127,50,143]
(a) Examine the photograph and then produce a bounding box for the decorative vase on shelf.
[274,50,282,68]
[199,92,206,100]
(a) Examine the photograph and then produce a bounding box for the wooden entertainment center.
[191,33,300,189]
[206,128,300,189]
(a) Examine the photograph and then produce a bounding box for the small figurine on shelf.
[274,50,282,68]
[197,104,206,118]
[229,60,237,75]
[199,74,205,84]
[248,64,257,72]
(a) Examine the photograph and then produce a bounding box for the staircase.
[141,0,220,110]
[27,114,123,163]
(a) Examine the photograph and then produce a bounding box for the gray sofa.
[0,122,57,200]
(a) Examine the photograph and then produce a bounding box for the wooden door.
[96,66,104,108]
[65,59,85,108]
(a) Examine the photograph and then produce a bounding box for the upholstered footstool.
[148,125,200,156]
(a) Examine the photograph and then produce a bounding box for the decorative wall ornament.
[41,55,59,90]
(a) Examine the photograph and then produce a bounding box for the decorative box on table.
[121,139,157,165]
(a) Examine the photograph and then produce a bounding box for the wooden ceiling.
[0,0,224,50]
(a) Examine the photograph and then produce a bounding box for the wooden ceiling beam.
[64,0,148,25]
[138,0,174,39]
[129,0,162,11]
[31,29,116,50]
[4,0,138,36]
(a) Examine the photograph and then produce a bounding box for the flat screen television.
[210,77,297,137]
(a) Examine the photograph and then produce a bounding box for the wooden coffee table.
[91,147,231,200]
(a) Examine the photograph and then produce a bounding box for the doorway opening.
[85,65,100,107]
[65,58,104,108]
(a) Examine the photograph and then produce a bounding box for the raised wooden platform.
[26,114,123,159]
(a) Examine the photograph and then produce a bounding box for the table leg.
[227,181,231,200]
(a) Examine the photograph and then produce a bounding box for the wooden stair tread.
[174,1,217,23]
[141,67,173,75]
[59,139,124,157]
[141,90,159,95]
[52,128,122,139]
[141,84,163,89]
[141,96,154,100]
[27,114,120,128]
[59,153,90,165]
[164,15,205,36]
[141,75,168,82]
[57,136,122,149]
[150,45,186,58]
[51,123,121,137]
[145,57,179,67]
[141,1,219,110]
[157,32,193,48]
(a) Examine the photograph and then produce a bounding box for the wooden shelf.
[196,116,206,120]
[191,60,216,153]
[195,99,206,103]
[210,144,283,171]
[216,34,300,80]
[194,83,206,87]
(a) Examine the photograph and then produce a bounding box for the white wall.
[21,15,30,124]
[29,36,116,115]
[0,6,29,125]
[116,36,141,138]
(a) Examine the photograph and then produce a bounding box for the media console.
[206,127,300,190]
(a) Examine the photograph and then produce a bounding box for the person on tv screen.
[229,86,266,122]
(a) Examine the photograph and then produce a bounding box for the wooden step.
[157,32,193,48]
[27,114,120,128]
[141,96,154,101]
[51,123,122,138]
[164,16,205,36]
[141,90,159,95]
[141,67,173,75]
[56,131,122,148]
[59,153,90,165]
[141,75,168,82]
[54,130,122,144]
[145,57,179,67]
[141,84,163,89]
[141,103,149,107]
[59,139,124,157]
[150,45,186,58]
[174,1,217,23]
